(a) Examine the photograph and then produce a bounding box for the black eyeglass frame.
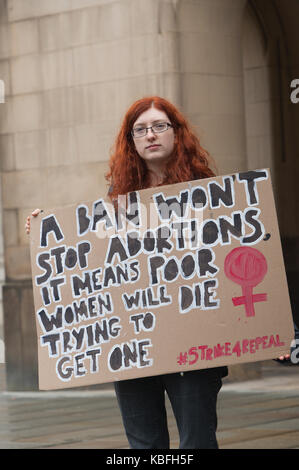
[131,122,173,138]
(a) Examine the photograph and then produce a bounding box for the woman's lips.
[146,144,161,150]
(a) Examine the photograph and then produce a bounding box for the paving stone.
[221,430,299,449]
[0,362,298,449]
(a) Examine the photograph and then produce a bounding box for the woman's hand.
[25,208,42,234]
[274,353,291,364]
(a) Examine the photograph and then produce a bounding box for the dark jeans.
[114,367,227,449]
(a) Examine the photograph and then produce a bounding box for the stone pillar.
[3,281,38,390]
[0,186,5,366]
[177,0,248,174]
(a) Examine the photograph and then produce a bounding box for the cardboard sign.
[30,169,294,390]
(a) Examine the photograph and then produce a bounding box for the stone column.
[177,0,248,174]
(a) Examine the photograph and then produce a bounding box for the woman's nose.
[146,128,156,139]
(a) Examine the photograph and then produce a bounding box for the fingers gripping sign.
[25,208,43,235]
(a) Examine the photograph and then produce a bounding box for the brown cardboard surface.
[30,169,294,390]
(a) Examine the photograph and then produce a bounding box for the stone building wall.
[0,0,186,389]
[0,0,183,285]
[0,0,298,389]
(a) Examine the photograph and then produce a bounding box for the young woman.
[107,96,228,449]
[26,96,228,449]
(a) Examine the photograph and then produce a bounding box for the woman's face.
[132,107,175,170]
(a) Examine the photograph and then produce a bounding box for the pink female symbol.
[224,247,268,317]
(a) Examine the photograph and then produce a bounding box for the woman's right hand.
[25,208,42,235]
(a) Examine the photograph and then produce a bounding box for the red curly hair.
[106,96,216,198]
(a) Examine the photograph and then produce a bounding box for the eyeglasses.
[131,122,173,138]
